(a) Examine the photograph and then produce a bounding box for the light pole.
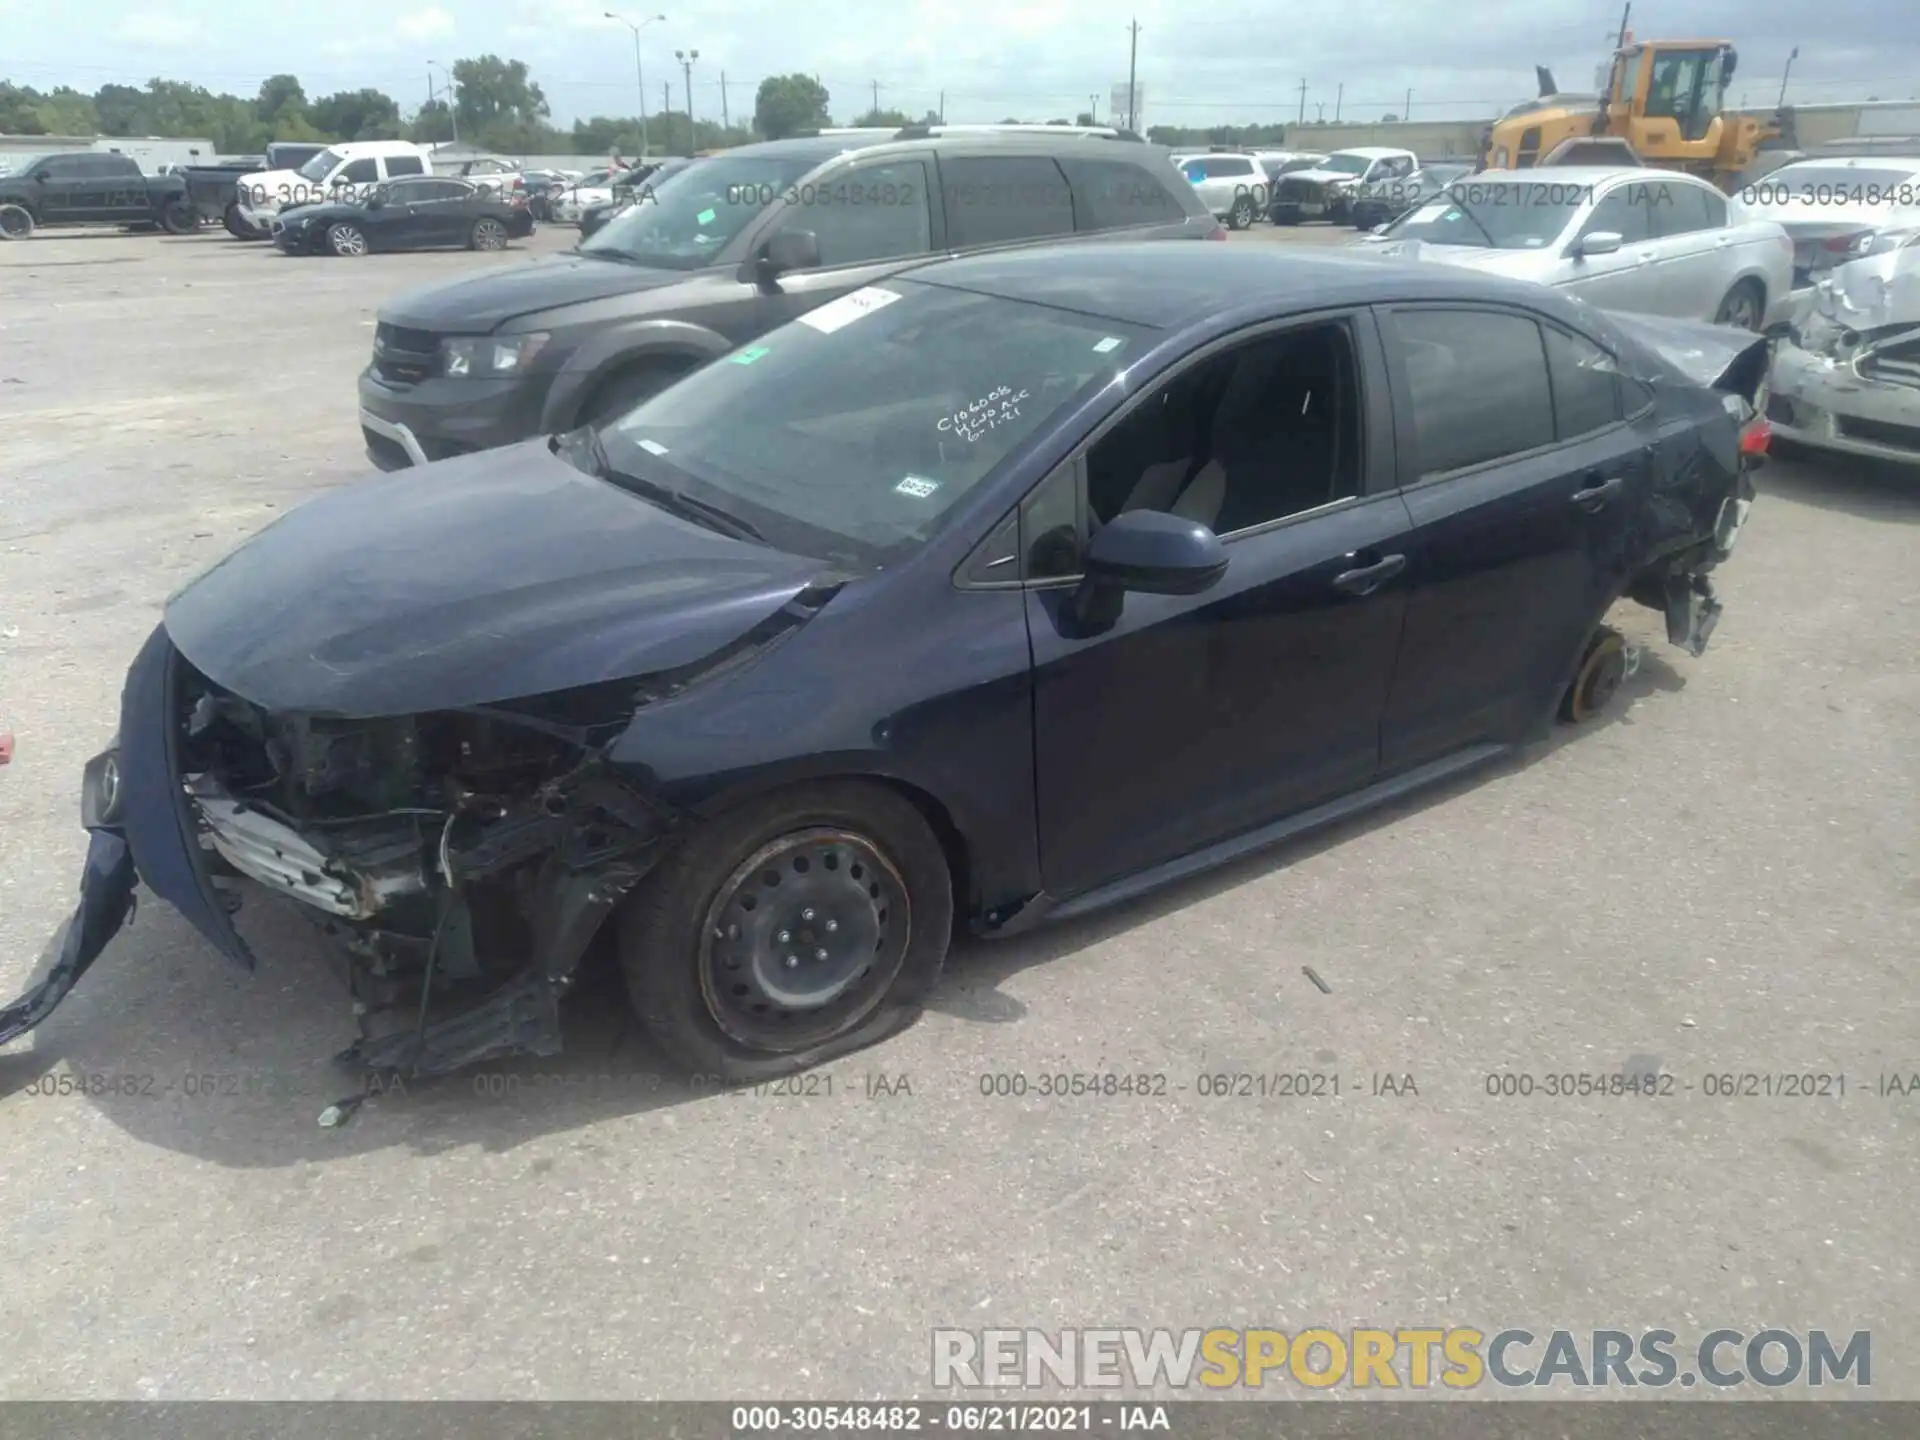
[1778,46,1799,110]
[676,48,700,153]
[429,60,458,145]
[606,13,666,157]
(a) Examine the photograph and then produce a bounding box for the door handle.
[1571,474,1625,512]
[1331,553,1407,596]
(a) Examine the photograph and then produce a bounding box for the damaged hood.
[379,253,688,332]
[1803,247,1920,333]
[163,441,828,718]
[1603,311,1773,404]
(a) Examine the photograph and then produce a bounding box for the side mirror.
[33,171,51,184]
[1069,510,1228,631]
[365,194,385,210]
[757,227,820,285]
[1574,230,1623,257]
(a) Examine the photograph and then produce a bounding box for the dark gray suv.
[357,127,1221,468]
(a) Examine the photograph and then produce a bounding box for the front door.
[1374,305,1642,771]
[1025,317,1414,899]
[1560,185,1662,317]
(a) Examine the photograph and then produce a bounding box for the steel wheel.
[326,222,368,257]
[1715,282,1763,332]
[471,217,509,250]
[697,827,912,1052]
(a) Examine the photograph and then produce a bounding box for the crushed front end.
[1769,249,1920,465]
[3,625,676,1077]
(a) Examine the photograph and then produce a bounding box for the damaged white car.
[1770,241,1920,465]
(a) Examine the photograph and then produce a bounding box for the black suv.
[358,128,1220,468]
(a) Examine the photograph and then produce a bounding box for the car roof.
[1770,154,1920,170]
[725,132,1168,165]
[894,240,1566,330]
[1472,164,1714,188]
[1332,146,1416,159]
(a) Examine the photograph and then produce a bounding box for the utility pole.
[1297,78,1307,124]
[1125,18,1141,131]
[939,89,945,122]
[605,13,666,157]
[720,72,730,132]
[871,80,881,117]
[1315,102,1325,122]
[1335,82,1343,121]
[1778,46,1798,109]
[430,61,459,144]
[1404,87,1413,118]
[676,48,699,150]
[663,81,671,150]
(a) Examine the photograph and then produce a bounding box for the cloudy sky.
[3,0,1915,127]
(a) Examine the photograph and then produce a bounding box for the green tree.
[851,106,912,128]
[754,74,830,139]
[409,99,456,144]
[254,74,307,126]
[1075,111,1095,125]
[0,83,49,133]
[450,55,549,142]
[310,88,402,141]
[94,83,146,135]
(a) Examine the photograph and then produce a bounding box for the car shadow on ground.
[1762,449,1920,525]
[0,641,1690,1167]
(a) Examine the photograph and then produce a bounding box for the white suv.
[1175,152,1269,230]
[233,141,435,238]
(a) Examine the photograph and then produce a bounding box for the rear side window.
[942,155,1074,248]
[1389,309,1554,476]
[1058,157,1187,231]
[1650,180,1724,236]
[1543,326,1624,439]
[385,154,426,178]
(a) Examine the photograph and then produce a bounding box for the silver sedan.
[1353,166,1794,331]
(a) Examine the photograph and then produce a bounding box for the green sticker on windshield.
[697,207,717,225]
[729,345,771,365]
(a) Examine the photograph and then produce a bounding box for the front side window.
[337,158,379,184]
[1084,322,1362,536]
[942,155,1072,248]
[600,281,1144,566]
[780,160,933,266]
[1649,179,1722,236]
[584,153,818,270]
[1580,187,1655,245]
[1389,309,1554,477]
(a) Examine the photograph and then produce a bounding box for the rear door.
[1374,305,1643,770]
[1560,184,1662,316]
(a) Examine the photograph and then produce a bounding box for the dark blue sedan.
[6,243,1769,1083]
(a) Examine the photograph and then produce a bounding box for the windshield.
[297,149,343,181]
[582,154,814,271]
[0,155,49,176]
[597,282,1145,566]
[1381,182,1584,248]
[1321,153,1376,175]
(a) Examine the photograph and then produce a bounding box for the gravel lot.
[1,222,1916,1402]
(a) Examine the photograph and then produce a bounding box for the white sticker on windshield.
[798,286,903,334]
[895,475,941,498]
[1093,336,1125,354]
[1412,200,1451,221]
[637,438,669,455]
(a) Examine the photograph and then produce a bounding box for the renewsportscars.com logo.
[932,1328,1871,1390]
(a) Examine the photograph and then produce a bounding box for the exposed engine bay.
[179,669,674,1076]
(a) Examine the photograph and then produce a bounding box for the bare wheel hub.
[699,828,911,1050]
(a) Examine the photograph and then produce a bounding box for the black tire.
[618,780,953,1080]
[158,200,197,235]
[1272,210,1299,227]
[222,204,256,239]
[579,361,687,424]
[0,203,36,240]
[1714,279,1765,332]
[1227,195,1255,230]
[1558,625,1628,724]
[470,216,510,251]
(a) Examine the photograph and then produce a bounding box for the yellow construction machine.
[1480,36,1797,191]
